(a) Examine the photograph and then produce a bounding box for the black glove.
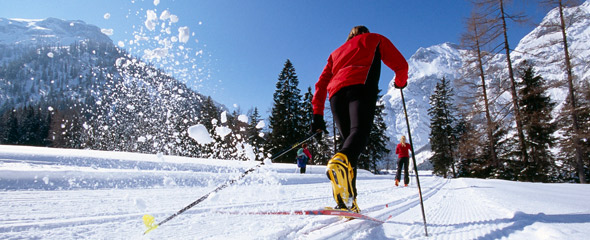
[311,114,328,139]
[394,82,407,89]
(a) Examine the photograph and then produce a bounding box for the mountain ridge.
[0,17,113,46]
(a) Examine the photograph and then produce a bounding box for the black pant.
[329,45,381,199]
[330,85,378,199]
[330,84,378,167]
[300,167,306,174]
[396,157,410,185]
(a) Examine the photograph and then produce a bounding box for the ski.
[142,133,320,234]
[216,208,384,223]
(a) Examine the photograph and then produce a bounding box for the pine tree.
[267,59,306,163]
[517,63,556,182]
[302,87,314,134]
[0,108,19,144]
[246,107,266,160]
[197,96,221,158]
[428,78,458,178]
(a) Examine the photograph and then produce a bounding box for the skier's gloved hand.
[394,82,407,89]
[311,114,328,140]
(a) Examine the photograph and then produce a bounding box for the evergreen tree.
[219,110,242,160]
[302,87,314,134]
[246,107,266,160]
[517,63,556,182]
[301,86,323,164]
[428,78,458,178]
[197,96,221,158]
[267,59,306,163]
[455,117,488,178]
[0,108,19,144]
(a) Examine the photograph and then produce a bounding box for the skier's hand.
[311,114,328,140]
[394,82,407,89]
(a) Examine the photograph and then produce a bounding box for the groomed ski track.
[1,146,589,239]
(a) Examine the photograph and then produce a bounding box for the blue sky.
[0,0,547,117]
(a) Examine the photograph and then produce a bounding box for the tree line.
[428,0,589,183]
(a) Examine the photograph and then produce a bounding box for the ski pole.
[143,132,319,234]
[268,132,319,161]
[400,89,428,237]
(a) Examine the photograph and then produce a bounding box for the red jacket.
[312,33,408,115]
[396,143,412,158]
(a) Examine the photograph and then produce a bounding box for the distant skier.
[395,136,411,187]
[311,25,408,212]
[296,143,312,174]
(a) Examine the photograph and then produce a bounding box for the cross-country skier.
[395,135,411,187]
[311,25,408,212]
[296,143,312,174]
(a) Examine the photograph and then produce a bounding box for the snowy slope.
[1,145,589,239]
[0,18,112,46]
[382,1,590,153]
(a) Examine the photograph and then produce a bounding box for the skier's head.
[302,143,308,148]
[347,25,370,42]
[400,136,406,145]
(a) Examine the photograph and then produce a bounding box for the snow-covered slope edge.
[0,145,378,190]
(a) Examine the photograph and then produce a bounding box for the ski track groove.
[390,178,516,239]
[297,178,450,239]
[0,170,452,239]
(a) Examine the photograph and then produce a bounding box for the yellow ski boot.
[326,153,355,209]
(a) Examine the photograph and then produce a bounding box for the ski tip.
[143,214,159,235]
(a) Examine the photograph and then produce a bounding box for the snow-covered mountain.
[0,18,215,156]
[382,43,465,159]
[511,1,590,106]
[382,1,590,158]
[0,17,112,46]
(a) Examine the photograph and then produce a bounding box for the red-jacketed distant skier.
[395,136,411,187]
[311,26,408,212]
